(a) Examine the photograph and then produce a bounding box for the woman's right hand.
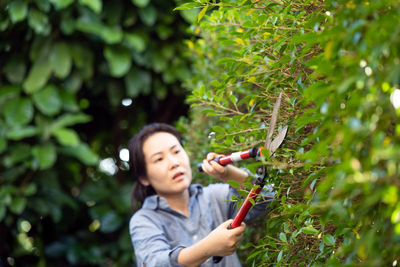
[205,219,246,257]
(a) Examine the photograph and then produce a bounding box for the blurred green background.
[0,0,195,265]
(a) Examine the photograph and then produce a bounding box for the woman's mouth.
[172,172,184,180]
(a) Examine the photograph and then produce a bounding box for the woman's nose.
[167,154,179,168]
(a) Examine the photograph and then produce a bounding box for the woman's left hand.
[200,152,229,181]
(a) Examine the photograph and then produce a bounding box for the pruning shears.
[210,92,288,263]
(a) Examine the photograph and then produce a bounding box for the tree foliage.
[0,0,191,265]
[178,0,400,265]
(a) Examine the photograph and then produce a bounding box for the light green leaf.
[279,232,287,243]
[23,57,53,94]
[4,98,34,126]
[32,143,57,170]
[227,180,241,188]
[79,0,102,14]
[131,0,149,8]
[32,85,62,116]
[173,2,199,11]
[197,5,208,23]
[51,113,92,130]
[323,234,335,246]
[301,226,319,235]
[75,18,123,44]
[7,126,39,140]
[104,46,132,77]
[52,128,80,146]
[51,42,72,79]
[9,0,28,23]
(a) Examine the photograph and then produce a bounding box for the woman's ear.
[139,176,150,186]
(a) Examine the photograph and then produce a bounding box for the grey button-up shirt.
[129,183,273,267]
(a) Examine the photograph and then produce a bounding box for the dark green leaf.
[4,98,34,126]
[32,143,57,170]
[104,46,132,77]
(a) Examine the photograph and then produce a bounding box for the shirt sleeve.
[129,210,185,267]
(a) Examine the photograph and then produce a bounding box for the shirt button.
[192,234,198,241]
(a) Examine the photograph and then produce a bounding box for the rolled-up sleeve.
[129,211,185,267]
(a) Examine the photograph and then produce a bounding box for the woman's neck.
[161,189,190,217]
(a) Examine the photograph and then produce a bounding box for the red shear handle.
[213,184,264,264]
[197,147,259,172]
[230,186,263,228]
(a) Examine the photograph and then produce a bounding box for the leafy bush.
[0,0,191,265]
[177,0,400,265]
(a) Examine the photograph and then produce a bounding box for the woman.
[128,123,272,267]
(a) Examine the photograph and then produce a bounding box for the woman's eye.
[174,150,181,154]
[155,158,163,162]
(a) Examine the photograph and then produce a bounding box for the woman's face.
[140,132,192,198]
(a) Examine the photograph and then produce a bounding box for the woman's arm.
[177,219,245,267]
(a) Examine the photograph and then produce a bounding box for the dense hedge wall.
[178,0,400,265]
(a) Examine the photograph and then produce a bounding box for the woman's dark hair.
[128,123,182,205]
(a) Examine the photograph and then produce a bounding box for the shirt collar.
[142,184,203,210]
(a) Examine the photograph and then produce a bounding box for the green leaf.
[51,113,92,131]
[104,46,132,77]
[8,0,28,23]
[23,183,37,196]
[197,5,208,23]
[7,126,39,140]
[52,128,80,146]
[3,143,31,167]
[32,85,62,116]
[279,232,287,243]
[4,98,34,126]
[59,143,98,165]
[32,143,57,170]
[49,0,74,10]
[3,55,26,84]
[51,42,72,79]
[124,33,146,52]
[125,68,151,97]
[79,0,102,14]
[173,2,199,11]
[138,5,157,26]
[28,8,51,35]
[99,210,123,233]
[227,180,241,188]
[301,226,319,235]
[10,196,27,214]
[323,234,335,246]
[0,206,5,222]
[0,138,7,153]
[131,0,150,8]
[23,57,53,94]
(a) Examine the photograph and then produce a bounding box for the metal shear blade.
[264,92,287,156]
